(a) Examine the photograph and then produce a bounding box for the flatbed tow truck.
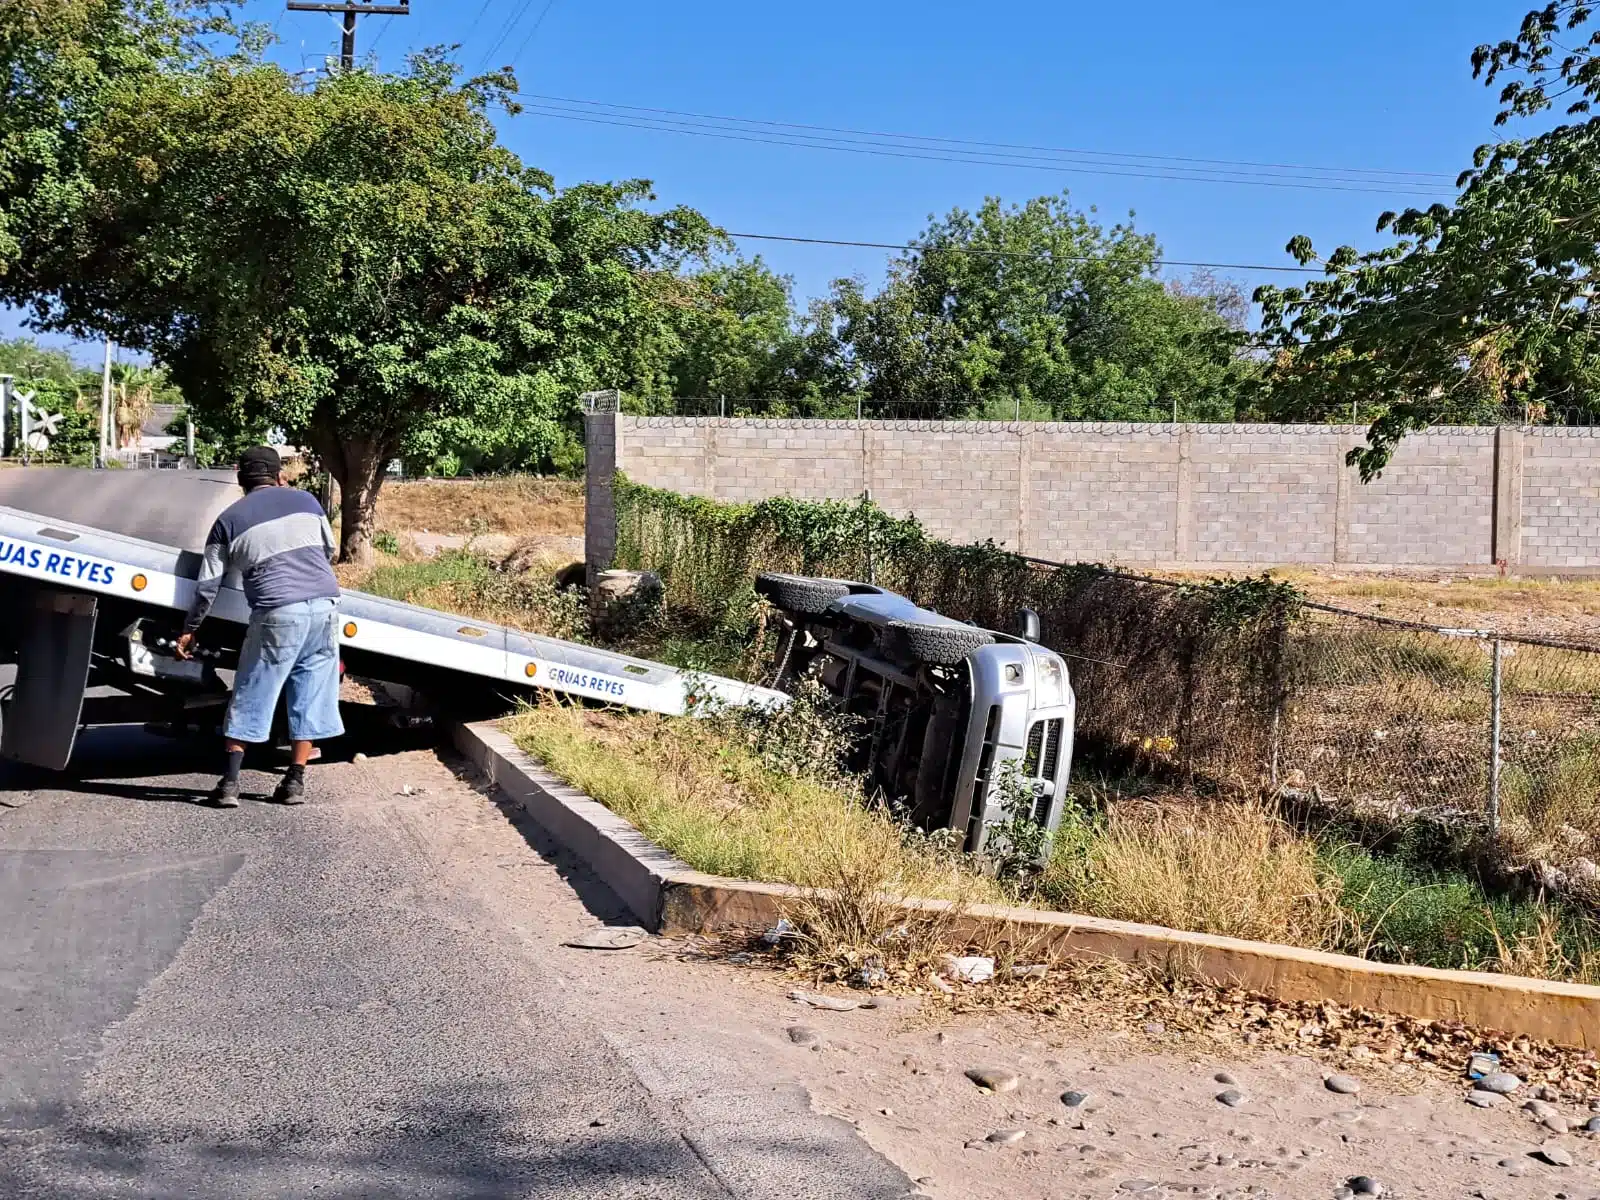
[0,468,782,771]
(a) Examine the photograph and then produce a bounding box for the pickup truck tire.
[754,572,850,616]
[884,619,994,667]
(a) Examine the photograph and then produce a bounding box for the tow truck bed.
[0,469,782,770]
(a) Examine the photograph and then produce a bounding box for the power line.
[723,231,1324,274]
[508,0,560,66]
[513,102,1446,197]
[512,91,1460,187]
[478,0,536,71]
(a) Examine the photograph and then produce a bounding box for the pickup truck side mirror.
[1015,607,1041,642]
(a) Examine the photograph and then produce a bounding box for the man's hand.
[173,632,197,660]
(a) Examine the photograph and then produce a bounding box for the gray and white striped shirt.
[183,485,339,632]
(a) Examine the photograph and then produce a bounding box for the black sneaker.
[272,773,307,806]
[208,778,242,808]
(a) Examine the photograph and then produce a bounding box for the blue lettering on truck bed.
[0,537,117,587]
[546,666,626,699]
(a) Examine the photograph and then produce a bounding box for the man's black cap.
[237,445,281,487]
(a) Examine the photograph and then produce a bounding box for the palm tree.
[111,363,160,450]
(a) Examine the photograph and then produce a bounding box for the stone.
[1142,1021,1166,1036]
[1214,1072,1237,1086]
[1545,1115,1572,1134]
[1326,1074,1362,1095]
[590,1116,611,1127]
[1586,1115,1600,1133]
[1538,1145,1574,1166]
[1350,1177,1384,1196]
[563,926,648,950]
[1061,1091,1091,1108]
[987,1128,1026,1145]
[1475,1072,1522,1095]
[965,1067,1020,1093]
[1216,1089,1246,1108]
[788,989,861,1012]
[1535,1084,1562,1101]
[1011,964,1048,979]
[352,752,369,762]
[1465,1090,1504,1108]
[787,1025,821,1047]
[1525,1099,1558,1119]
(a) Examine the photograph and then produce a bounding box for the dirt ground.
[375,476,584,538]
[374,742,1600,1200]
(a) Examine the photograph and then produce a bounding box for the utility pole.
[285,1,410,70]
[99,338,114,467]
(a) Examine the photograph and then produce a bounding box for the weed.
[372,530,401,556]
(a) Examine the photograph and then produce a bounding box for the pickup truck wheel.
[884,619,994,667]
[754,572,850,616]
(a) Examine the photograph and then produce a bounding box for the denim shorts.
[225,598,345,744]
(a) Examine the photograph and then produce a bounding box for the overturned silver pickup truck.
[755,572,1075,851]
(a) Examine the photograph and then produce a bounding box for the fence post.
[1489,637,1504,837]
[862,488,875,584]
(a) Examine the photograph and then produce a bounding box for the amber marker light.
[343,622,358,638]
[130,574,148,592]
[524,663,538,678]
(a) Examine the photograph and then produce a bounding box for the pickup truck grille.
[1024,718,1066,824]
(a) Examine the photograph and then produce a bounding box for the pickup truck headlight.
[1032,654,1068,709]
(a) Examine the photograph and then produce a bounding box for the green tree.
[0,1,229,293]
[624,256,842,414]
[821,194,1251,421]
[29,50,714,560]
[1255,2,1600,477]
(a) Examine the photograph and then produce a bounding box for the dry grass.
[376,477,584,537]
[1039,799,1344,946]
[506,703,1000,904]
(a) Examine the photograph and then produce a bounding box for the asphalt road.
[0,714,912,1199]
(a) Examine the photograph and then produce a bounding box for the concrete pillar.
[581,390,620,583]
[1174,427,1194,563]
[1016,425,1032,555]
[1333,437,1353,564]
[1492,425,1524,569]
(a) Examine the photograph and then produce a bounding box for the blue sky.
[7,0,1521,360]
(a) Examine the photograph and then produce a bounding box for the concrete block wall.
[585,415,1600,572]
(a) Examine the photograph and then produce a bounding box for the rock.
[941,955,995,984]
[590,1116,611,1127]
[1545,1114,1571,1134]
[1142,1021,1166,1036]
[1525,1099,1558,1119]
[1586,1115,1600,1133]
[1535,1084,1562,1101]
[762,918,797,946]
[1349,1177,1383,1196]
[594,568,663,603]
[987,1128,1026,1145]
[352,752,369,763]
[965,1067,1020,1093]
[787,990,861,1011]
[563,926,648,950]
[1214,1072,1237,1086]
[1465,1090,1504,1108]
[1061,1091,1091,1108]
[1216,1089,1246,1108]
[1475,1072,1522,1095]
[787,1025,821,1047]
[853,956,888,988]
[1538,1145,1574,1166]
[1325,1074,1362,1095]
[1574,857,1600,883]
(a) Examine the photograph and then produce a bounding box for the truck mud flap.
[1,589,97,770]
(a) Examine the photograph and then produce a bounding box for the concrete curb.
[454,719,1600,1049]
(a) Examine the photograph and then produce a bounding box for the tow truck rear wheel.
[754,572,850,616]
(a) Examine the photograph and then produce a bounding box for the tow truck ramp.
[0,469,783,770]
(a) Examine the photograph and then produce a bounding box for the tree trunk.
[310,427,389,567]
[334,443,387,566]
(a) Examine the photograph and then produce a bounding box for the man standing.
[175,446,343,807]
